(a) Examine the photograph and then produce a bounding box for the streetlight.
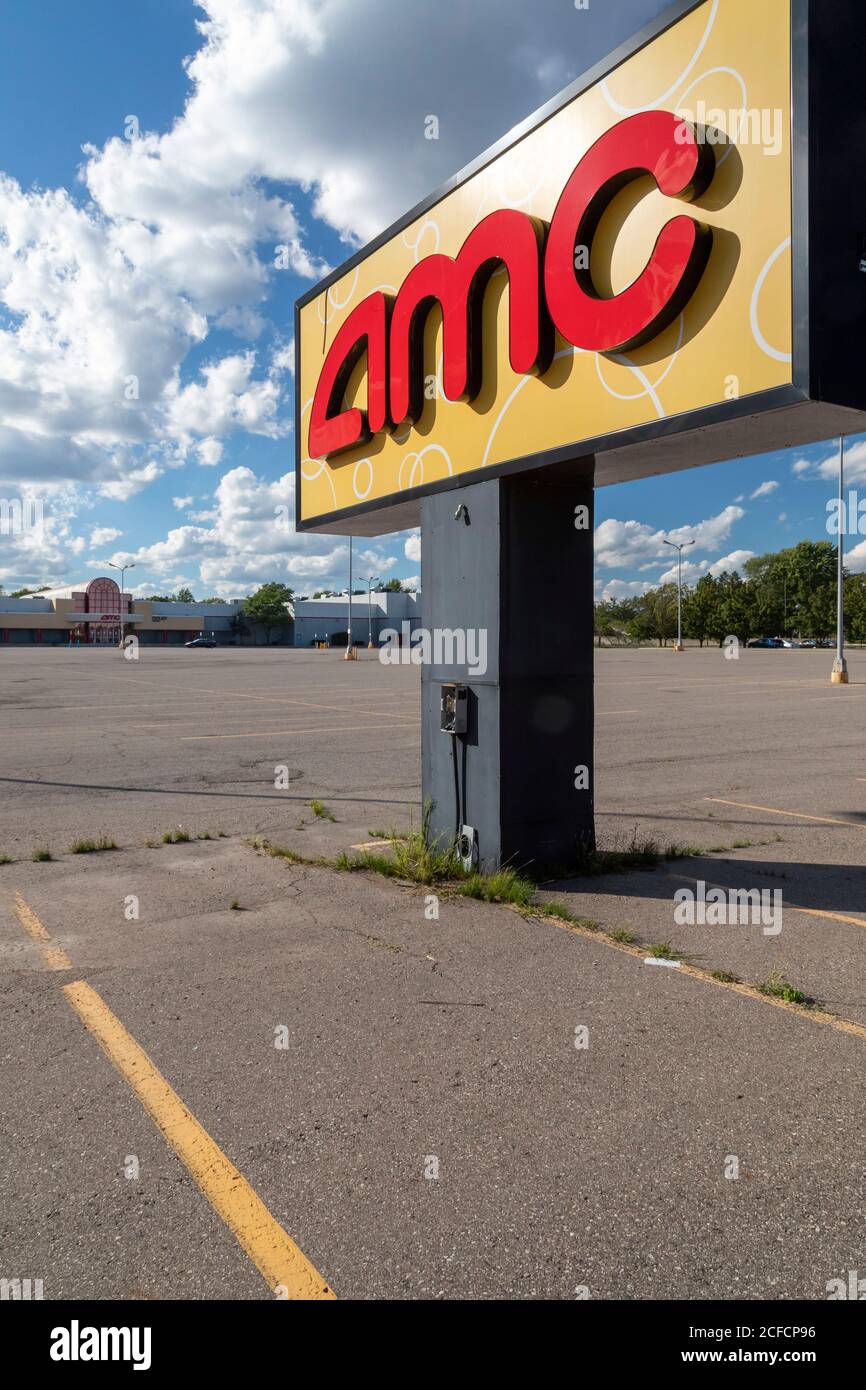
[365,574,380,648]
[107,561,135,648]
[344,536,356,660]
[663,538,695,652]
[831,435,849,685]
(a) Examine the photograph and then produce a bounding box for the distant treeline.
[595,540,866,646]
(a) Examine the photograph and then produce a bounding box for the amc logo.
[310,111,715,460]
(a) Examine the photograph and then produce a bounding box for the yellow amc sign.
[296,0,795,533]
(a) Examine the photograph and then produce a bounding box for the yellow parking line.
[792,906,866,929]
[9,892,334,1299]
[705,798,864,828]
[63,979,335,1300]
[13,893,72,970]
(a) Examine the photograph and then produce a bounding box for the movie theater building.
[0,577,244,646]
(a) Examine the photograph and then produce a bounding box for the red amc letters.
[309,111,715,460]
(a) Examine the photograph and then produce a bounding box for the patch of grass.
[340,812,461,884]
[309,800,336,822]
[144,837,159,848]
[161,828,191,844]
[561,831,702,879]
[389,820,459,882]
[32,847,52,862]
[536,901,600,930]
[230,899,241,911]
[197,831,213,841]
[456,867,536,908]
[70,836,118,854]
[250,837,327,868]
[731,840,753,850]
[343,850,400,877]
[0,853,13,865]
[609,928,636,944]
[647,941,680,960]
[711,969,740,984]
[757,971,810,1006]
[268,846,312,865]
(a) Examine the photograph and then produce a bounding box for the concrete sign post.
[297,0,866,870]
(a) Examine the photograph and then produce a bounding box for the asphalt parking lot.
[2,645,865,1300]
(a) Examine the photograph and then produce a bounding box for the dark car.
[185,637,218,648]
[746,637,783,648]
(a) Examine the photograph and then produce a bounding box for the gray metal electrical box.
[440,683,468,735]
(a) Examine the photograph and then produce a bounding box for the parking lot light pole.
[365,575,380,648]
[832,436,849,685]
[663,538,694,652]
[344,537,357,661]
[107,561,135,648]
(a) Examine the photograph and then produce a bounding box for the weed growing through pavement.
[647,941,681,960]
[70,837,118,854]
[162,827,191,844]
[31,847,52,862]
[757,971,811,1006]
[309,800,336,822]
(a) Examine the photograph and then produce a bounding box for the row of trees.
[595,541,866,646]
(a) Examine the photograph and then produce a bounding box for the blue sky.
[0,0,861,600]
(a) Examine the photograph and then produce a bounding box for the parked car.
[185,637,218,648]
[747,637,783,648]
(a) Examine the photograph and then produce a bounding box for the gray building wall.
[293,591,422,647]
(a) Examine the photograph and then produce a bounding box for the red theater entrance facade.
[71,577,130,645]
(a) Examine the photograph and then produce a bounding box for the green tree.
[716,571,755,645]
[682,574,720,646]
[382,578,404,592]
[174,586,195,603]
[244,582,294,643]
[744,541,836,638]
[644,585,678,646]
[624,586,677,646]
[594,600,619,646]
[845,573,866,643]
